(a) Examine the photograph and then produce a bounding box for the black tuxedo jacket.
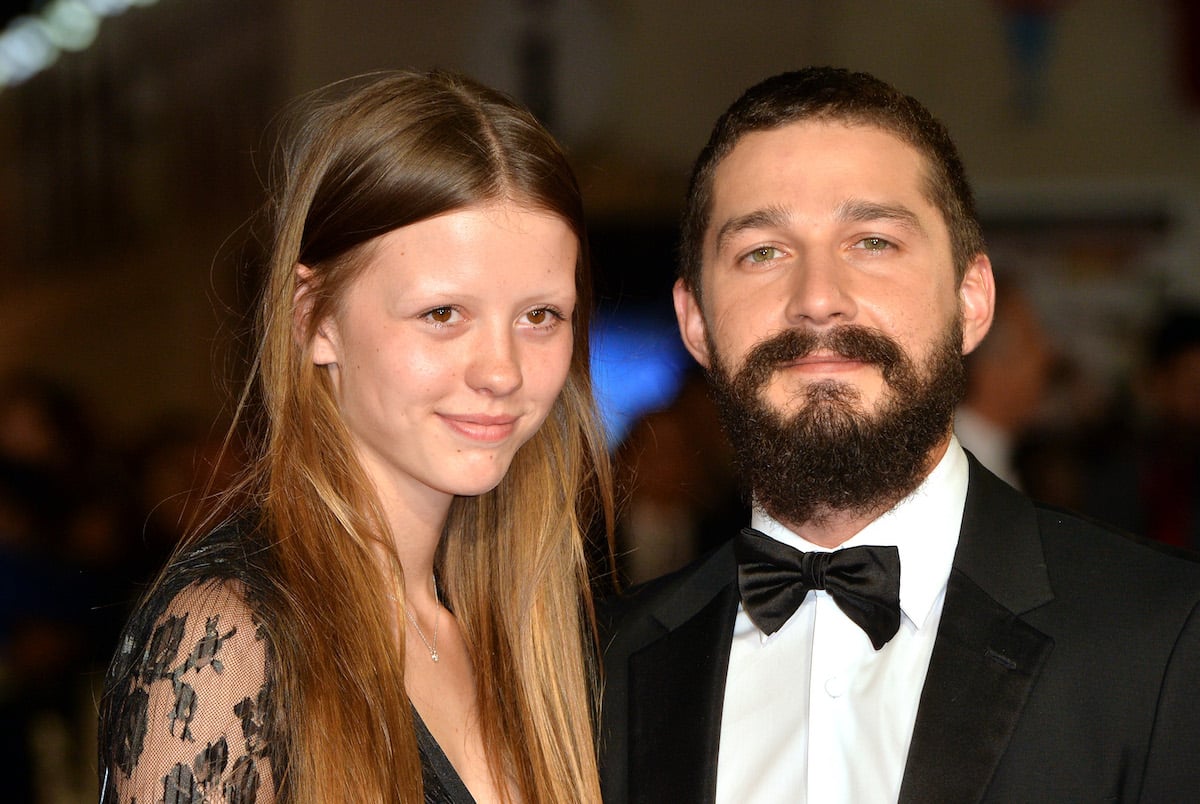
[599,458,1200,803]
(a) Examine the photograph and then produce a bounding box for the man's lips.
[780,352,871,373]
[439,413,519,443]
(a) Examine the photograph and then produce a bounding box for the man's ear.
[959,253,995,356]
[673,278,712,368]
[294,264,339,366]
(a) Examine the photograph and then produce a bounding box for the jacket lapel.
[627,545,739,804]
[899,457,1055,804]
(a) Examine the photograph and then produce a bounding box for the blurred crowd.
[0,372,238,802]
[2,298,1199,799]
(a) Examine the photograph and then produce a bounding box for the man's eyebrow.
[713,205,791,253]
[836,199,925,233]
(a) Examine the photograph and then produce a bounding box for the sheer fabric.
[98,523,475,803]
[101,580,275,803]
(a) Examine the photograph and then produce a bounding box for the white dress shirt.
[716,438,969,804]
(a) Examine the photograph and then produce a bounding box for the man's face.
[674,120,994,528]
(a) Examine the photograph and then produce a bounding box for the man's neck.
[772,437,952,549]
[778,506,890,549]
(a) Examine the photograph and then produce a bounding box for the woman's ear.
[294,264,340,366]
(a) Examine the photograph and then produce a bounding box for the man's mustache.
[731,325,906,391]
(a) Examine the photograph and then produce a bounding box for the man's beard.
[706,316,966,528]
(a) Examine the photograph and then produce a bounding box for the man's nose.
[782,251,857,327]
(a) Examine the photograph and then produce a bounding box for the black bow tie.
[734,527,902,650]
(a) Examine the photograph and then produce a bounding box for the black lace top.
[97,523,475,803]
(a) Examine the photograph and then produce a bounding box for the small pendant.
[431,651,439,662]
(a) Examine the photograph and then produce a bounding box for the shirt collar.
[750,436,968,631]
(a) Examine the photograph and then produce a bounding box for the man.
[599,67,1200,804]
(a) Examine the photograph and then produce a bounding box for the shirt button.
[824,675,846,698]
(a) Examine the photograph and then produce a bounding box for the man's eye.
[856,237,892,251]
[746,246,782,263]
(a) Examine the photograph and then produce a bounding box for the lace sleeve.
[101,579,277,804]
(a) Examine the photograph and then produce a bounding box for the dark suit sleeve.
[1139,598,1200,801]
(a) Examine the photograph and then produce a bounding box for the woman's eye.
[746,246,782,263]
[523,307,565,328]
[424,307,459,325]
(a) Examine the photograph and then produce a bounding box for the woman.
[98,70,613,803]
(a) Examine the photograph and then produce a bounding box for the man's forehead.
[714,119,924,182]
[705,121,937,234]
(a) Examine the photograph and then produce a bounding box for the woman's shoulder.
[109,514,275,686]
[100,517,281,803]
[120,574,272,715]
[101,576,278,803]
[167,513,273,590]
[115,517,264,638]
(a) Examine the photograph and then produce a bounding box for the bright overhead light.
[82,0,135,15]
[0,15,59,87]
[0,0,163,89]
[42,0,101,52]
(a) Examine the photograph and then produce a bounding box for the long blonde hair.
[223,70,611,802]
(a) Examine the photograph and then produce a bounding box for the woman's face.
[308,202,578,516]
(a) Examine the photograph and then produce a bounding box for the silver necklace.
[404,584,441,663]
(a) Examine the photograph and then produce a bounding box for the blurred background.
[2,1,1200,799]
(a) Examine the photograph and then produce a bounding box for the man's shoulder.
[966,458,1200,605]
[1034,501,1200,567]
[1033,501,1200,602]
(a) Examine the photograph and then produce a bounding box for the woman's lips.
[439,413,518,442]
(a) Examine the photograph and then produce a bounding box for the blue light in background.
[590,308,692,448]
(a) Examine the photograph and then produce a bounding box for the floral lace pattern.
[101,580,277,804]
[99,525,475,803]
